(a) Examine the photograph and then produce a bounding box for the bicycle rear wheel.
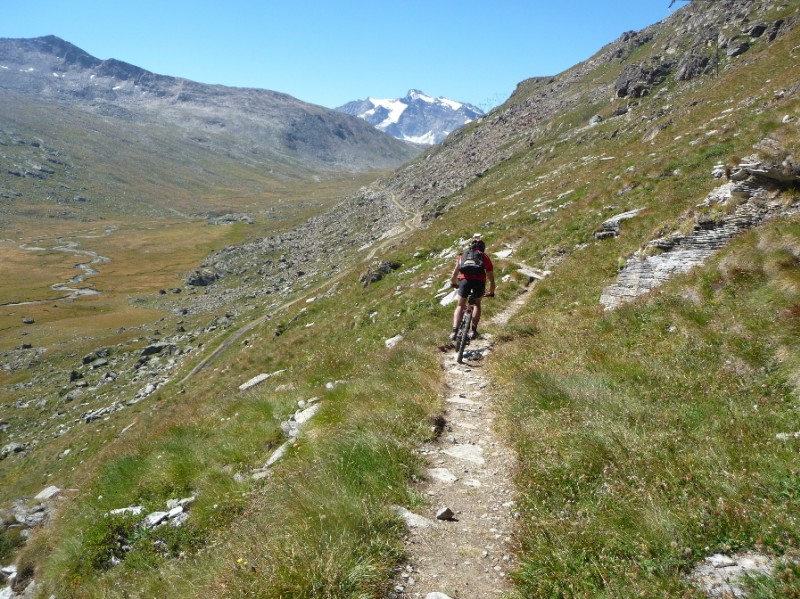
[456,312,472,363]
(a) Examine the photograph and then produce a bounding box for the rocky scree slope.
[0,36,420,173]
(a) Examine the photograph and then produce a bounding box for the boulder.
[140,343,174,357]
[766,19,785,42]
[615,59,673,98]
[676,55,710,81]
[726,40,750,57]
[186,268,220,287]
[82,348,110,365]
[359,260,401,286]
[1,443,27,460]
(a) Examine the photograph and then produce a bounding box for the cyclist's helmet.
[471,238,486,252]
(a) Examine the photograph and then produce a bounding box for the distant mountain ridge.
[336,89,484,145]
[0,36,420,173]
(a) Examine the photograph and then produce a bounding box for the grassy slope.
[478,18,800,598]
[0,92,369,220]
[9,8,800,599]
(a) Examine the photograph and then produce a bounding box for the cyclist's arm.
[450,261,461,287]
[486,269,496,296]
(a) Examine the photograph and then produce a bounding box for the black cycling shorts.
[457,278,486,299]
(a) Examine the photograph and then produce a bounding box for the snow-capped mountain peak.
[337,89,483,146]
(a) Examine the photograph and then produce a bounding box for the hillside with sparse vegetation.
[2,1,800,597]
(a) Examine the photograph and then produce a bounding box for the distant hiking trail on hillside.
[390,282,536,599]
[179,192,420,385]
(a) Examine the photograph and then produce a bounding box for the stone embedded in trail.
[446,395,479,406]
[708,554,737,568]
[442,444,485,465]
[392,505,435,529]
[428,468,458,484]
[425,593,454,599]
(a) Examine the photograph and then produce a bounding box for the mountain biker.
[450,234,495,341]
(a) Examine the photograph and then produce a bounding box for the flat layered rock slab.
[442,444,485,465]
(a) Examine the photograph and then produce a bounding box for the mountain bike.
[453,288,493,364]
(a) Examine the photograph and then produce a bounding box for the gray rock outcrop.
[601,149,800,310]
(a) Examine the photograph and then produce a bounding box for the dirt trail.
[393,288,532,599]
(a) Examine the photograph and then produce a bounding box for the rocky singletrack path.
[393,287,533,599]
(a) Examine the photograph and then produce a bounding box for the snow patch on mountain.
[365,97,408,129]
[403,131,438,145]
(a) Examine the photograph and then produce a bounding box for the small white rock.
[34,485,61,500]
[385,334,403,349]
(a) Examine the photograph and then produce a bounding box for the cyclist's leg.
[453,280,472,327]
[452,280,469,337]
[471,281,487,332]
[453,296,467,329]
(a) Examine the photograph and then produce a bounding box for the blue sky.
[2,1,680,110]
